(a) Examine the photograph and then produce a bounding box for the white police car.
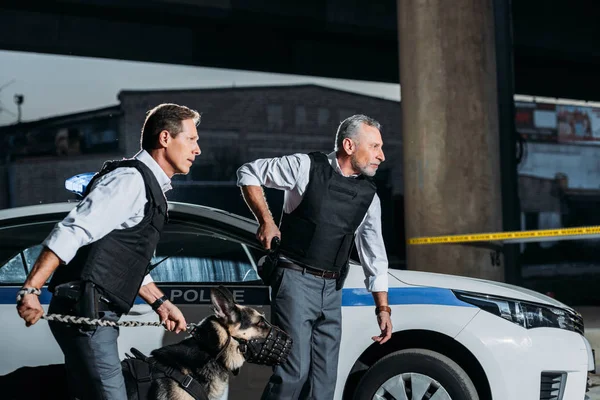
[0,200,595,400]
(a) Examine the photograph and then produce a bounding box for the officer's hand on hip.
[17,294,44,327]
[372,311,392,344]
[257,221,281,250]
[155,301,187,334]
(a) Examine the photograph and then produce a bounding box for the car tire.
[352,348,479,400]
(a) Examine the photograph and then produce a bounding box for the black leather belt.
[279,262,340,280]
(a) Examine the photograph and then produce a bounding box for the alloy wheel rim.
[373,372,452,400]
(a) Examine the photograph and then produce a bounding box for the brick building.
[0,84,406,263]
[117,84,403,187]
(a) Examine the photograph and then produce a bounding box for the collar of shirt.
[327,151,360,178]
[134,150,172,193]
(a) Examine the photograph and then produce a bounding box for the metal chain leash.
[41,313,198,331]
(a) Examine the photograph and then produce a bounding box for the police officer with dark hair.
[237,114,393,400]
[17,103,202,400]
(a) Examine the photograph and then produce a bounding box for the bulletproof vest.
[48,159,168,314]
[278,152,376,272]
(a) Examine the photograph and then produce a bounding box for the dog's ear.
[210,286,236,321]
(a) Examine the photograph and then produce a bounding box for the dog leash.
[41,313,199,331]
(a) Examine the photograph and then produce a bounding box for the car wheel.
[352,349,479,400]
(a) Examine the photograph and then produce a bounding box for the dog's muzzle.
[236,323,293,366]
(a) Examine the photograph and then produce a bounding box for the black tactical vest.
[278,152,377,272]
[48,159,168,314]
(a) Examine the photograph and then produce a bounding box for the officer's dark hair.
[140,103,201,151]
[334,114,381,152]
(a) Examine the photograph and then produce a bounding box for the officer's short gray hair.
[334,114,381,151]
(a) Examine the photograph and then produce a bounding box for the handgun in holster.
[54,280,100,321]
[335,263,350,291]
[54,281,82,302]
[257,237,280,286]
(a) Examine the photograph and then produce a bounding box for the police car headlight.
[453,291,580,333]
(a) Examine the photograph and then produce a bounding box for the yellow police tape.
[408,225,600,245]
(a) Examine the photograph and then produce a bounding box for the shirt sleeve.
[236,153,310,191]
[355,194,389,292]
[43,168,147,264]
[140,274,155,287]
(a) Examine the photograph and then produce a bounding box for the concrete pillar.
[398,0,504,281]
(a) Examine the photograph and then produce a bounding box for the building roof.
[118,83,400,104]
[0,83,399,134]
[0,105,122,134]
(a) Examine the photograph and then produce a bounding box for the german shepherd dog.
[0,286,283,400]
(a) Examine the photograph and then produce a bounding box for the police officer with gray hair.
[237,114,393,400]
[17,103,202,400]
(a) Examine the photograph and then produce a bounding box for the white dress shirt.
[43,150,171,287]
[236,152,389,292]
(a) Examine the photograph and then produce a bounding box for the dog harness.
[121,318,292,399]
[121,348,208,400]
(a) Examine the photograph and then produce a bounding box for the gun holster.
[54,280,100,320]
[335,263,350,291]
[258,237,280,286]
[258,254,278,286]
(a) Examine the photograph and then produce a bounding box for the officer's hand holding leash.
[154,299,187,334]
[16,290,44,327]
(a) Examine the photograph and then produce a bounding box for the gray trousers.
[48,297,127,400]
[262,266,342,400]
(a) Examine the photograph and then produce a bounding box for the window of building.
[80,117,119,154]
[295,106,307,127]
[267,105,283,130]
[318,108,330,127]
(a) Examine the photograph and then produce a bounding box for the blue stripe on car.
[0,286,474,307]
[341,287,476,307]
